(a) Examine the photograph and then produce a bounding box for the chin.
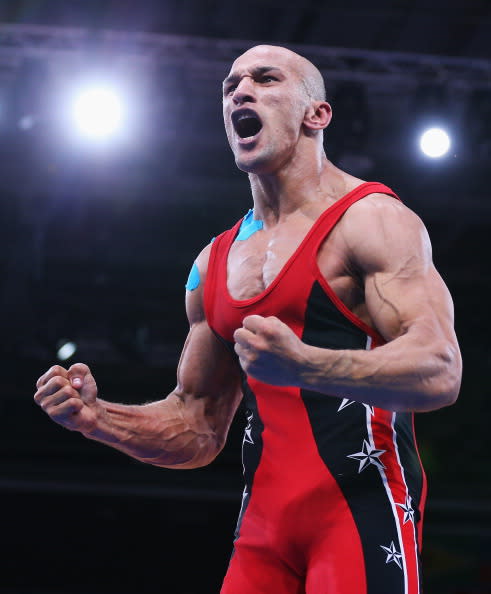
[234,147,276,175]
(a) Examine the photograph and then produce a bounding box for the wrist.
[296,343,318,389]
[81,400,115,442]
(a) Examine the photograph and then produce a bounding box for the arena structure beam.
[0,23,490,89]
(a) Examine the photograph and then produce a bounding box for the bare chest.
[226,220,364,312]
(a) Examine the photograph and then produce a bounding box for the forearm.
[83,393,218,469]
[298,332,462,412]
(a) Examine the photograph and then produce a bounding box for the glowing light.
[72,86,124,139]
[419,127,451,158]
[57,341,77,361]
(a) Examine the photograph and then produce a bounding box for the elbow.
[421,341,462,411]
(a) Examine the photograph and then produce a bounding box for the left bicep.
[346,196,455,344]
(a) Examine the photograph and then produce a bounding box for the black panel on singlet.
[212,333,266,543]
[393,412,424,524]
[232,378,265,542]
[300,281,406,591]
[211,332,265,502]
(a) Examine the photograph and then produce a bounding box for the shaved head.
[223,44,331,174]
[235,45,326,102]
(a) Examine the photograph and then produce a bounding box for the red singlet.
[204,182,426,594]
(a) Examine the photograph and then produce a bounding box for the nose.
[232,76,256,105]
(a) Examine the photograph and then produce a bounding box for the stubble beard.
[232,135,286,175]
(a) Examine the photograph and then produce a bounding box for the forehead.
[227,46,301,78]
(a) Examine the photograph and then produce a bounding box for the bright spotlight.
[419,127,451,158]
[72,86,124,139]
[57,341,77,362]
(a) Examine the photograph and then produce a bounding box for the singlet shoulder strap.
[305,181,401,252]
[203,218,243,327]
[324,181,400,217]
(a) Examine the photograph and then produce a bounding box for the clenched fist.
[233,315,308,386]
[34,363,100,433]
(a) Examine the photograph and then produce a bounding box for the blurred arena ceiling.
[0,0,490,60]
[0,0,489,369]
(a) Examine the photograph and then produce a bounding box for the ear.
[303,101,332,131]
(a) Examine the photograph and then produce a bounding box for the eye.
[260,75,277,83]
[225,83,237,95]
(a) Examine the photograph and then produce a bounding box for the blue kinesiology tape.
[186,217,260,292]
[235,209,263,241]
[185,261,200,291]
[185,237,216,291]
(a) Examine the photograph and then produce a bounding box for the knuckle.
[39,398,53,413]
[49,376,67,391]
[66,397,82,411]
[51,398,80,420]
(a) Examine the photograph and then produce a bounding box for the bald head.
[223,44,331,173]
[234,45,326,102]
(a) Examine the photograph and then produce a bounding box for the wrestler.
[34,45,462,593]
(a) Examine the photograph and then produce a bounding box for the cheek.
[270,100,304,134]
[223,120,235,144]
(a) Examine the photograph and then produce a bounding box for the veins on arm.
[346,196,434,341]
[85,243,243,468]
[369,252,423,340]
[314,194,463,410]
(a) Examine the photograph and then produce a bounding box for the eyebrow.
[222,66,283,88]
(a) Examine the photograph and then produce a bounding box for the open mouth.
[232,109,263,139]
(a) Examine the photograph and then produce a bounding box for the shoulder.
[194,241,213,279]
[340,193,433,273]
[185,224,231,324]
[185,242,213,325]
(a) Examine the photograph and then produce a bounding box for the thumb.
[71,376,83,389]
[68,363,97,403]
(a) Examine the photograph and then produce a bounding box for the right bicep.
[177,244,243,451]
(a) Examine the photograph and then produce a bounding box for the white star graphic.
[396,495,415,524]
[338,398,375,415]
[243,412,254,444]
[347,439,386,472]
[380,541,403,569]
[244,427,254,444]
[338,398,355,411]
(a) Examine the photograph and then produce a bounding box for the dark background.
[0,1,490,593]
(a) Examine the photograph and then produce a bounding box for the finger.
[34,374,72,403]
[234,344,248,372]
[48,397,85,422]
[36,384,80,410]
[54,396,84,413]
[233,327,253,346]
[36,365,69,389]
[68,363,92,388]
[241,315,266,333]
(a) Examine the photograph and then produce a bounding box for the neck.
[249,149,357,225]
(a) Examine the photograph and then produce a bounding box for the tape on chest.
[185,212,262,292]
[235,209,263,241]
